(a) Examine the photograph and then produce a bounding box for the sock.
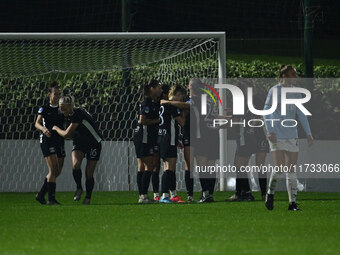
[208,176,216,195]
[73,169,82,189]
[85,178,95,199]
[185,170,194,196]
[161,170,170,194]
[137,171,143,195]
[170,190,177,198]
[267,171,279,195]
[168,171,176,192]
[259,178,267,196]
[152,171,160,193]
[161,193,169,199]
[38,178,48,197]
[203,190,210,198]
[199,177,209,193]
[47,182,56,202]
[141,171,152,195]
[286,172,297,203]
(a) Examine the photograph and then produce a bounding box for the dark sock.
[259,178,267,196]
[47,182,56,201]
[199,177,209,193]
[141,171,152,195]
[73,169,82,189]
[137,171,144,195]
[235,177,242,196]
[167,170,176,191]
[85,178,95,199]
[38,178,48,197]
[208,176,216,195]
[185,170,194,196]
[161,171,170,194]
[152,171,160,193]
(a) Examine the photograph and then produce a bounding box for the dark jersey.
[67,108,102,145]
[133,97,160,144]
[38,104,64,143]
[158,104,182,146]
[236,95,264,146]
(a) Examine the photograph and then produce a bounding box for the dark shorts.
[72,140,102,161]
[134,141,154,158]
[40,137,65,158]
[235,127,269,157]
[159,142,177,160]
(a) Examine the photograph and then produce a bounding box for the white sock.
[154,193,159,198]
[203,191,210,198]
[161,193,169,199]
[267,171,280,195]
[286,172,297,203]
[170,190,177,198]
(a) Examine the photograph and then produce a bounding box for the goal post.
[0,32,227,192]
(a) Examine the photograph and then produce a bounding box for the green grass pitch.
[1,191,340,255]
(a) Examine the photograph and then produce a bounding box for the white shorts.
[269,138,299,152]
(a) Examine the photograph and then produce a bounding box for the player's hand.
[160,99,170,105]
[268,133,277,143]
[43,127,51,138]
[307,135,314,147]
[52,126,58,131]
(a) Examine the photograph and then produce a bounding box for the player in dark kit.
[226,80,269,202]
[35,81,65,205]
[158,85,186,203]
[189,78,220,203]
[161,92,193,202]
[151,84,171,201]
[133,79,163,203]
[52,95,102,205]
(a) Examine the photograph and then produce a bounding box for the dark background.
[0,0,338,39]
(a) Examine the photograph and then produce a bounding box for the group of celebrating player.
[35,82,102,205]
[35,64,313,211]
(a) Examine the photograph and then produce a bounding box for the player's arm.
[296,102,313,146]
[263,87,277,143]
[52,123,79,139]
[35,114,51,138]
[139,115,159,125]
[161,100,190,110]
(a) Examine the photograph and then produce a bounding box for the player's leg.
[140,156,154,203]
[82,144,101,205]
[184,146,194,202]
[160,158,175,203]
[36,142,57,204]
[44,154,61,205]
[226,154,252,202]
[284,151,300,210]
[72,150,85,201]
[137,158,145,201]
[152,147,161,201]
[196,156,214,203]
[82,160,97,205]
[207,159,217,198]
[55,142,66,178]
[265,150,285,210]
[256,152,268,200]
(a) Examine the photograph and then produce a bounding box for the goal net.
[0,32,226,192]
